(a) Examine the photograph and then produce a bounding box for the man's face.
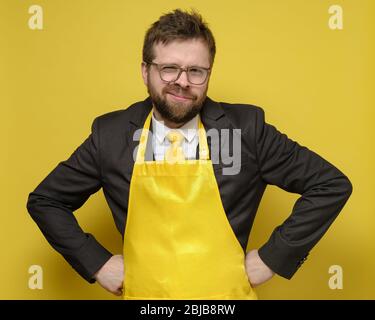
[142,38,211,125]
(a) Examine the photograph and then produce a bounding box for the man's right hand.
[94,254,124,296]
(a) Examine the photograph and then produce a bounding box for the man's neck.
[152,107,186,129]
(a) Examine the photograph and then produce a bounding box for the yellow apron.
[123,110,257,300]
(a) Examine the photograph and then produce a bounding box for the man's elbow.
[26,193,40,220]
[343,176,353,196]
[339,175,353,203]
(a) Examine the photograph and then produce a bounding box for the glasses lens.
[188,67,208,85]
[160,65,180,82]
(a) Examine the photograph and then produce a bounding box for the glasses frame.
[144,61,211,85]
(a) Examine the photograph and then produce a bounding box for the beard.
[147,80,207,125]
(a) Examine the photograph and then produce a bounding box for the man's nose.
[173,70,190,88]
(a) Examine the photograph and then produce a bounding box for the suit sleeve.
[254,107,353,279]
[26,117,113,283]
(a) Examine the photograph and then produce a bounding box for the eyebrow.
[156,62,210,69]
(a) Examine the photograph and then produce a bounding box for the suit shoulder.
[95,109,126,123]
[93,100,146,129]
[220,101,264,115]
[219,101,265,129]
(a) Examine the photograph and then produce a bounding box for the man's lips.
[167,92,193,101]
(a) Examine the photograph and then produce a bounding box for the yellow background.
[1,0,374,299]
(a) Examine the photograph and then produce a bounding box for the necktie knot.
[164,131,185,163]
[166,131,184,146]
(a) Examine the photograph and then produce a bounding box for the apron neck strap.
[136,110,210,163]
[197,115,209,160]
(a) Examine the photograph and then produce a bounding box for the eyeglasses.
[144,61,211,85]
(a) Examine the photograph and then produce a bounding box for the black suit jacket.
[26,96,352,283]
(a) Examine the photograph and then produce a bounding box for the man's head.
[141,9,216,127]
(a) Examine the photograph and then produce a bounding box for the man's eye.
[189,68,204,75]
[161,66,179,73]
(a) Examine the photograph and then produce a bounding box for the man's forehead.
[152,38,210,66]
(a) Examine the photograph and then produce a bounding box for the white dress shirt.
[151,111,199,160]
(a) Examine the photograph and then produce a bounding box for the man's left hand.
[245,249,275,287]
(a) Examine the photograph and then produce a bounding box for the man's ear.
[141,62,148,86]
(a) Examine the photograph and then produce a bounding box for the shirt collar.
[151,110,199,144]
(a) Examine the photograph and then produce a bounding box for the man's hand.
[245,249,275,287]
[94,254,124,296]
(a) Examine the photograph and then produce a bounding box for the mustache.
[163,85,196,100]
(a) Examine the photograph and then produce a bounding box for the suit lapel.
[124,97,153,165]
[128,96,153,128]
[200,97,232,166]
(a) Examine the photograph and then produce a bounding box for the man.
[27,9,352,299]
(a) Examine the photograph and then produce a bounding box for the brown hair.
[142,9,216,66]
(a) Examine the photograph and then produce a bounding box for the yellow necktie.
[164,131,186,163]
